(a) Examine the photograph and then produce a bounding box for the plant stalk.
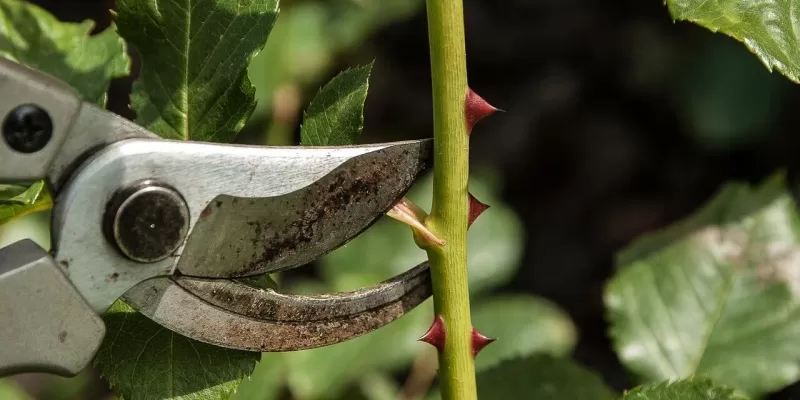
[423,0,475,398]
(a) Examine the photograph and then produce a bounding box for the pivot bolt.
[105,180,190,263]
[2,104,53,153]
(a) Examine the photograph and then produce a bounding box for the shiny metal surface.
[177,139,431,278]
[124,262,432,351]
[52,138,432,311]
[47,103,155,190]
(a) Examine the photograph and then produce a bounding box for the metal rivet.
[104,180,190,263]
[2,104,53,153]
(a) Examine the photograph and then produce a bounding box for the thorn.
[471,328,496,357]
[468,192,489,228]
[465,87,501,135]
[387,198,446,247]
[419,315,446,352]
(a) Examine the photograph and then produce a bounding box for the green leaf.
[300,63,373,146]
[665,0,800,83]
[320,169,523,295]
[620,377,749,400]
[115,0,279,142]
[473,355,616,400]
[0,182,51,225]
[472,295,577,371]
[606,172,800,397]
[0,0,129,106]
[94,300,260,400]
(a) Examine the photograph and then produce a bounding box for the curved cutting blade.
[176,138,432,278]
[123,262,432,351]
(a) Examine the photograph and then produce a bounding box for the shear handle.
[0,240,105,377]
[0,57,82,182]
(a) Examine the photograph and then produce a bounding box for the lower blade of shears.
[123,262,431,351]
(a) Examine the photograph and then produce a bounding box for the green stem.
[423,0,475,399]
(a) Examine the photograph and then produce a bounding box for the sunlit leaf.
[606,172,800,397]
[300,63,373,146]
[666,0,800,83]
[115,0,278,142]
[620,377,748,399]
[0,0,129,105]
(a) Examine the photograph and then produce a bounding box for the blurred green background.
[5,0,800,398]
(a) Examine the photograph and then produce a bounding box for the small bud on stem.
[387,198,446,247]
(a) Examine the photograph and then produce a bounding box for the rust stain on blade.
[174,262,430,321]
[123,262,432,351]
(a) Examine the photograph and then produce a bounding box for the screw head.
[105,180,190,263]
[2,104,53,153]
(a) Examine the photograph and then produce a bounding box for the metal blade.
[123,262,432,352]
[176,139,432,278]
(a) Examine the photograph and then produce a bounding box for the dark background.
[23,0,800,398]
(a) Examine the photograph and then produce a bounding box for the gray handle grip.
[0,239,105,377]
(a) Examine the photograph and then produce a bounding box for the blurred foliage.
[246,0,423,144]
[471,355,617,400]
[670,35,787,150]
[0,380,31,400]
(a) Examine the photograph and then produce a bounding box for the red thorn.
[471,328,496,357]
[468,192,489,228]
[418,315,446,352]
[465,87,500,134]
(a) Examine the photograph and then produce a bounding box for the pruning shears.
[0,57,433,376]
